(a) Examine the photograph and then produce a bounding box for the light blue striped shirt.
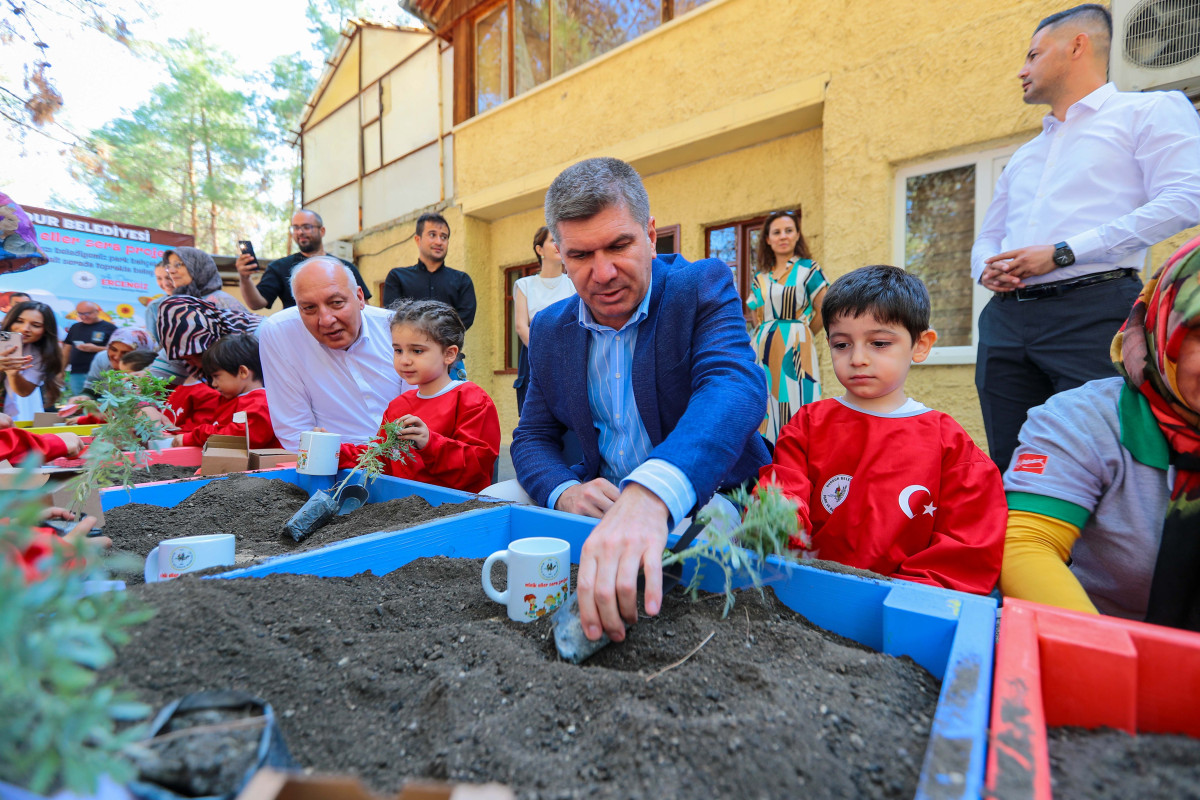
[547,287,696,526]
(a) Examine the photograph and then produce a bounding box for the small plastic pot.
[283,490,338,542]
[552,592,618,664]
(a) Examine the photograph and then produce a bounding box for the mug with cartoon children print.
[482,537,571,623]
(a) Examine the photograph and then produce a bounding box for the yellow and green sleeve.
[1001,508,1098,615]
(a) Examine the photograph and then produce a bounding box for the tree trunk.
[201,109,218,252]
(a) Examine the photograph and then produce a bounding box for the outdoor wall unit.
[1111,0,1200,97]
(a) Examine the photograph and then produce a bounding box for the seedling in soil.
[285,421,415,541]
[554,485,803,663]
[68,371,175,517]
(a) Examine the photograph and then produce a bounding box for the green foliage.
[68,371,174,516]
[331,420,413,501]
[68,30,271,253]
[0,470,154,795]
[663,485,801,618]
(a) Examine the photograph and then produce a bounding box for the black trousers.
[975,275,1143,473]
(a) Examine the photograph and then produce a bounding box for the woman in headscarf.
[164,247,250,312]
[156,295,261,372]
[77,326,153,396]
[1000,235,1200,631]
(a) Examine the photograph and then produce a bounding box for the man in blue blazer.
[512,157,770,644]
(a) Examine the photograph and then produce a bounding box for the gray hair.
[289,255,358,297]
[544,157,650,242]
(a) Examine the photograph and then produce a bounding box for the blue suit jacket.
[511,253,771,509]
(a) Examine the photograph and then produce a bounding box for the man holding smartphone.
[235,209,372,310]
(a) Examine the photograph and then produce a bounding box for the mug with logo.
[296,430,340,475]
[144,533,235,583]
[482,537,570,622]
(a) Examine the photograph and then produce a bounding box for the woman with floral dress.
[747,208,828,444]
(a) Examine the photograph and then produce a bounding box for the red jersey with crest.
[179,387,280,449]
[338,382,500,494]
[759,397,1005,595]
[166,380,222,432]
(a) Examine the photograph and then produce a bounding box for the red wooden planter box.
[986,598,1200,799]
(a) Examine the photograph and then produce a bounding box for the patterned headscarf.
[1112,234,1200,630]
[167,246,223,298]
[157,295,261,361]
[109,326,151,349]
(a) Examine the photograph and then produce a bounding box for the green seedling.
[68,371,175,516]
[329,419,415,501]
[664,484,804,617]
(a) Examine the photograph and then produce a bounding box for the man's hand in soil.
[555,478,620,518]
[576,482,670,643]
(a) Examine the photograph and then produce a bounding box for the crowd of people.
[4,4,1200,638]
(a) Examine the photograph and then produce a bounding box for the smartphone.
[238,240,260,271]
[0,330,15,354]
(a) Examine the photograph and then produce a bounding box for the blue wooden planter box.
[99,468,501,515]
[217,504,995,800]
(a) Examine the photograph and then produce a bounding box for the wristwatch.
[1053,241,1075,267]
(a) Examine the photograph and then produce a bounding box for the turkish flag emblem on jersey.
[1013,453,1048,474]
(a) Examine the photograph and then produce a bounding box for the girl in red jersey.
[338,300,500,493]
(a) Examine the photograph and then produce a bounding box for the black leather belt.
[995,268,1139,301]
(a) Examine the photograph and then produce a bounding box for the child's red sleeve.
[891,425,1006,595]
[179,398,235,447]
[0,428,69,464]
[242,392,281,449]
[168,383,221,432]
[419,387,501,494]
[756,412,814,547]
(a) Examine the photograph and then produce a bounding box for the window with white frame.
[893,144,1017,365]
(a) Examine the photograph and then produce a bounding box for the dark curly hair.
[388,298,465,353]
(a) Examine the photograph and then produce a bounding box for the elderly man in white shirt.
[259,256,412,451]
[971,3,1200,472]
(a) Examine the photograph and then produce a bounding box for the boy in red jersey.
[171,334,280,449]
[759,265,1005,594]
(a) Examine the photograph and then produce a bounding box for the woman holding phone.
[164,246,250,312]
[1,301,63,420]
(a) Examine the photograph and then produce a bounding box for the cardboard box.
[249,449,298,470]
[31,411,63,427]
[236,770,513,800]
[200,434,253,476]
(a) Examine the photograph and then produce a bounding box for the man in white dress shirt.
[972,3,1200,471]
[259,257,412,451]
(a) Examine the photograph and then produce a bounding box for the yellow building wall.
[447,0,1145,451]
[336,0,1200,452]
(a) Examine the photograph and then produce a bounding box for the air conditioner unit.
[326,240,354,262]
[1110,0,1200,96]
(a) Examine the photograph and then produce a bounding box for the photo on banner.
[0,206,194,333]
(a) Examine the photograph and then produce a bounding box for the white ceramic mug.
[297,431,340,475]
[144,533,235,583]
[482,537,571,622]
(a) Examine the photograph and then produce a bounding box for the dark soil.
[109,556,940,800]
[125,464,202,484]
[1049,726,1200,800]
[102,475,497,584]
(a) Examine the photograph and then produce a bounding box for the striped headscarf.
[167,246,223,298]
[157,295,261,361]
[1112,234,1200,631]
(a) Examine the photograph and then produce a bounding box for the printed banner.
[0,206,194,334]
